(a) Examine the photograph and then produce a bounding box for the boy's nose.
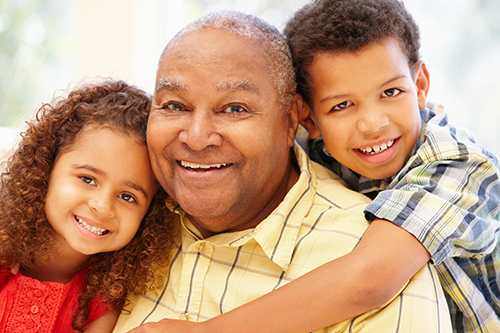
[356,107,390,134]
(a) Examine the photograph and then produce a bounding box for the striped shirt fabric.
[307,106,500,332]
[113,145,452,332]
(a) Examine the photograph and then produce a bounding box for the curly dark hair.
[284,0,421,108]
[0,80,177,332]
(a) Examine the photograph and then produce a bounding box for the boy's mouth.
[75,215,109,235]
[358,139,395,155]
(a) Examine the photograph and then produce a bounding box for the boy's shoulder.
[413,105,498,166]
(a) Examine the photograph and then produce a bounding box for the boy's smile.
[304,37,429,180]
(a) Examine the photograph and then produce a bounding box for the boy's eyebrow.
[319,74,409,104]
[73,164,150,200]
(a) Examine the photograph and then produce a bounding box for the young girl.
[0,80,176,332]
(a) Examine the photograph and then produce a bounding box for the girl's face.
[45,125,156,257]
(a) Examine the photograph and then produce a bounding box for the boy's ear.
[415,61,430,110]
[298,97,322,139]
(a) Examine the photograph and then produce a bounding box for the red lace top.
[0,268,111,333]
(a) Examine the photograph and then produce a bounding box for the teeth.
[359,140,394,155]
[75,216,107,235]
[181,161,228,169]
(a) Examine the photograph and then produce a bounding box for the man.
[114,10,451,332]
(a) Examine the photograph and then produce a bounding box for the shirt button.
[30,305,39,314]
[198,242,205,251]
[180,313,189,320]
[33,290,43,297]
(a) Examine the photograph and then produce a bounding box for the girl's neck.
[21,243,91,284]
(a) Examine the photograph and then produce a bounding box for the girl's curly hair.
[0,80,177,332]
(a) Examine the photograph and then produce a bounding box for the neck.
[21,244,91,284]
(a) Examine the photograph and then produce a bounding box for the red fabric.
[0,268,111,332]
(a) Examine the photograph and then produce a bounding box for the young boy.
[135,1,500,332]
[285,0,500,331]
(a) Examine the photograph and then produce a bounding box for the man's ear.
[415,61,430,110]
[298,97,321,139]
[286,94,301,147]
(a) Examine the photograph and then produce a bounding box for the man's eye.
[332,100,353,111]
[119,193,137,203]
[80,176,96,185]
[165,103,185,111]
[382,88,402,97]
[223,105,245,114]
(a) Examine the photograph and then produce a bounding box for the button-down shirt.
[114,145,451,332]
[307,106,500,332]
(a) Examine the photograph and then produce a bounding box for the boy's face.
[303,38,429,180]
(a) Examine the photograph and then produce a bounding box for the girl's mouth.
[74,215,109,235]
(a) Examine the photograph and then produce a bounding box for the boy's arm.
[126,219,431,333]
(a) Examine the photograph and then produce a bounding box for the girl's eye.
[332,100,353,112]
[382,88,402,97]
[223,104,246,114]
[80,176,96,186]
[119,193,137,203]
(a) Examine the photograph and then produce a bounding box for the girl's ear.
[415,61,430,110]
[298,98,322,139]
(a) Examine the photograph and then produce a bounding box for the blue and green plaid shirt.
[307,105,500,332]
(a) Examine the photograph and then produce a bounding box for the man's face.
[305,38,428,180]
[148,29,298,237]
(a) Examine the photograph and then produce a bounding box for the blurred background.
[0,0,499,158]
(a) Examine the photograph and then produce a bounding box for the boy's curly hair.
[284,0,421,108]
[0,80,177,332]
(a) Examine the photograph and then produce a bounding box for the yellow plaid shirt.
[114,145,452,332]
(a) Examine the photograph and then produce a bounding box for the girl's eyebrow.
[72,164,150,200]
[378,74,407,89]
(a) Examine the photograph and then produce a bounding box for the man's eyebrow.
[155,79,187,93]
[216,79,260,95]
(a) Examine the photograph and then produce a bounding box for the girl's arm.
[127,219,431,333]
[85,310,120,333]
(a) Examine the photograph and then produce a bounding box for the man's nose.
[178,110,223,151]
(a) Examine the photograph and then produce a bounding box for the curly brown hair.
[284,0,421,108]
[0,80,177,332]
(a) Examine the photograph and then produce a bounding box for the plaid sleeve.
[365,111,500,264]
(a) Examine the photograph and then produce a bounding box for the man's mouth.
[358,139,395,155]
[180,161,230,171]
[75,215,109,235]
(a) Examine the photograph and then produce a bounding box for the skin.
[25,125,156,332]
[146,28,299,239]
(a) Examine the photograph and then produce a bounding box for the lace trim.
[5,274,70,333]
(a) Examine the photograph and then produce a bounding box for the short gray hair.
[161,10,296,112]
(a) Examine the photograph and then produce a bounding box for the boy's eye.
[382,88,402,97]
[332,100,353,111]
[223,104,246,114]
[119,193,137,203]
[80,176,96,186]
